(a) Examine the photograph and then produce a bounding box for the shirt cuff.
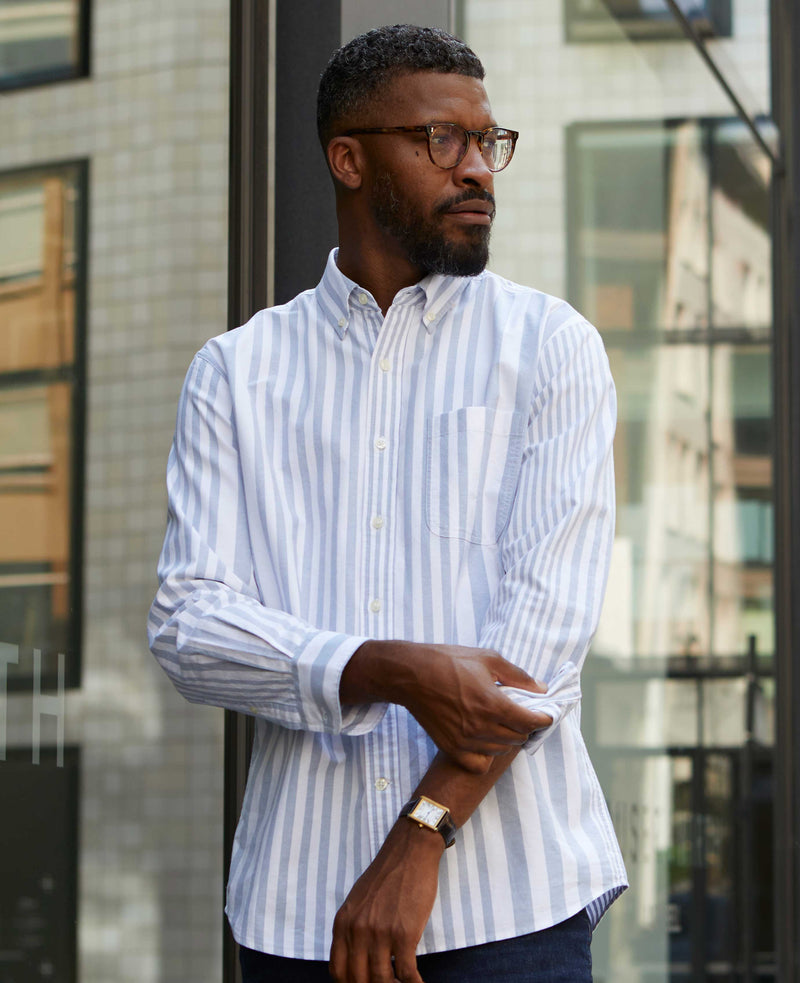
[295,630,388,735]
[497,661,581,754]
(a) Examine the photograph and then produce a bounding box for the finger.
[465,720,540,745]
[329,934,347,983]
[452,750,493,774]
[394,947,425,983]
[461,737,530,756]
[367,942,399,983]
[490,657,547,694]
[489,697,548,737]
[528,711,554,731]
[347,940,370,983]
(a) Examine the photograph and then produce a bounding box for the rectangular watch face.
[410,797,447,829]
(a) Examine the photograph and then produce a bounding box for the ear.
[326,136,363,190]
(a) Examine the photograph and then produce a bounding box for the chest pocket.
[425,407,526,546]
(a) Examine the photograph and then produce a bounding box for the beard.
[369,172,493,277]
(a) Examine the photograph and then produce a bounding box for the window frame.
[0,158,89,692]
[563,0,732,43]
[0,0,91,94]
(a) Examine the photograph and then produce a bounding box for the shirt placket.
[361,298,416,855]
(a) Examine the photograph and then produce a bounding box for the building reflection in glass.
[0,0,85,89]
[572,119,774,979]
[0,164,83,690]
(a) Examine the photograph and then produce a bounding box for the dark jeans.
[239,909,592,982]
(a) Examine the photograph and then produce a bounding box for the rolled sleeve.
[478,317,616,752]
[497,661,581,754]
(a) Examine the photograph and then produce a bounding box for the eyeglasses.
[340,123,519,173]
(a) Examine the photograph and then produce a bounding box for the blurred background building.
[1,1,799,981]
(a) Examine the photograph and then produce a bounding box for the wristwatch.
[400,795,457,848]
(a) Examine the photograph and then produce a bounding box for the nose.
[452,133,494,191]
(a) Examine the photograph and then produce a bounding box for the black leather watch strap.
[400,796,457,848]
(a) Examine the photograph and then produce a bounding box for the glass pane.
[703,679,747,745]
[0,748,79,979]
[0,1,230,979]
[710,122,771,333]
[594,753,692,981]
[565,0,732,41]
[703,753,734,971]
[573,122,710,335]
[595,678,699,748]
[0,0,84,89]
[461,0,776,978]
[0,167,80,689]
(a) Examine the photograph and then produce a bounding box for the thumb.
[453,750,494,775]
[492,657,547,695]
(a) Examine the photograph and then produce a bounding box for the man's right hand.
[340,640,552,773]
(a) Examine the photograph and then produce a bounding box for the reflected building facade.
[455,3,776,976]
[0,3,230,981]
[0,164,84,687]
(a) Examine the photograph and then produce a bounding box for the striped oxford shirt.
[148,248,627,960]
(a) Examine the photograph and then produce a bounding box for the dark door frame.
[225,4,270,981]
[225,2,342,980]
[771,0,800,979]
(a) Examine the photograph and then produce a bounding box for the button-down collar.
[315,248,479,338]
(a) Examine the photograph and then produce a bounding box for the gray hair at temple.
[316,24,485,149]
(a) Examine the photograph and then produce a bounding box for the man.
[149,24,626,983]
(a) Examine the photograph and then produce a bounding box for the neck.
[336,220,424,317]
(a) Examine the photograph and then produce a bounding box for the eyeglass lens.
[428,124,515,172]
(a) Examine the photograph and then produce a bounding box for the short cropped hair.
[317,24,485,148]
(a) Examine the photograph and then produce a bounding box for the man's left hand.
[329,820,444,983]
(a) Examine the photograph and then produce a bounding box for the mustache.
[435,190,496,218]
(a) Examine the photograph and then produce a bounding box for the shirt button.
[374,778,389,792]
[379,358,391,372]
[371,515,384,530]
[424,312,436,324]
[338,317,346,328]
[358,292,369,304]
[369,598,382,614]
[375,436,387,451]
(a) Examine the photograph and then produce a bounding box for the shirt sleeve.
[478,316,616,753]
[147,351,385,736]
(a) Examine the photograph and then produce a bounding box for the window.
[564,0,732,42]
[0,0,89,91]
[570,118,774,978]
[0,161,87,689]
[0,747,79,981]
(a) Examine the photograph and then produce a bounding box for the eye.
[429,125,460,150]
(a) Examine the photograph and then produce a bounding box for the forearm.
[341,638,552,773]
[149,576,379,734]
[329,745,522,983]
[339,638,416,705]
[412,746,521,830]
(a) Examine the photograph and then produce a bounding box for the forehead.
[369,72,495,127]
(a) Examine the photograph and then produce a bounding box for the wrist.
[388,815,447,860]
[341,639,421,706]
[400,795,457,848]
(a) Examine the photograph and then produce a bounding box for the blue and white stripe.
[148,248,627,959]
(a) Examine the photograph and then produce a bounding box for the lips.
[442,199,495,227]
[446,200,495,216]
